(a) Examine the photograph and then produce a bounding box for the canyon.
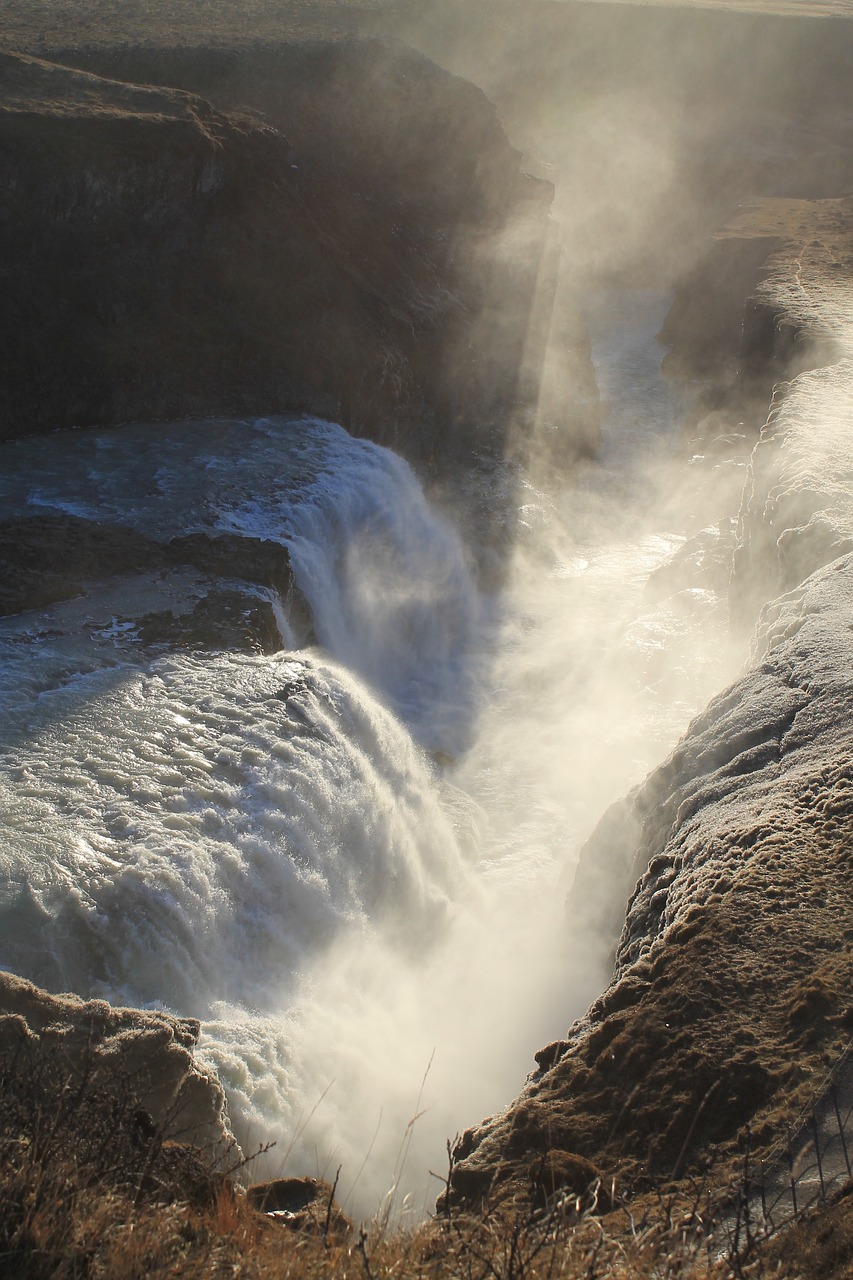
[3,1,853,1270]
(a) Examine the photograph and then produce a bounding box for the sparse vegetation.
[0,1029,832,1279]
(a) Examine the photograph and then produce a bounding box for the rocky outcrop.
[449,195,853,1218]
[449,553,853,1212]
[0,42,555,471]
[0,512,307,651]
[661,221,846,398]
[246,1176,351,1238]
[0,968,237,1159]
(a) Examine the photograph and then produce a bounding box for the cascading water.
[0,650,466,1006]
[0,291,743,1220]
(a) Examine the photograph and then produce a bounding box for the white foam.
[0,651,465,1011]
[738,358,853,602]
[0,297,746,1219]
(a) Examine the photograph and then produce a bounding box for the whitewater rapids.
[0,292,742,1220]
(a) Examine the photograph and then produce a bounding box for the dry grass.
[0,1162,731,1280]
[0,1031,811,1280]
[761,1184,853,1280]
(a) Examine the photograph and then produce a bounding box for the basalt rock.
[0,513,309,653]
[0,514,168,616]
[134,588,282,655]
[0,42,555,472]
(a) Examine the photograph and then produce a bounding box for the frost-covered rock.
[0,969,238,1160]
[449,553,853,1210]
[733,360,853,621]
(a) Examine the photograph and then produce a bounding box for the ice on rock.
[735,359,853,616]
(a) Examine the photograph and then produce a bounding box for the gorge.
[3,1,853,1271]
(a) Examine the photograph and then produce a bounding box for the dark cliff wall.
[0,42,554,470]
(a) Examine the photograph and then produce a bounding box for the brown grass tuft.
[0,1030,833,1278]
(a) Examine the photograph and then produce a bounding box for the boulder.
[0,968,238,1163]
[247,1175,351,1238]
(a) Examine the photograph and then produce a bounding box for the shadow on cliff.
[2,42,557,471]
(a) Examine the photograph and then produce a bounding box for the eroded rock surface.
[450,554,853,1211]
[0,513,303,652]
[0,968,237,1160]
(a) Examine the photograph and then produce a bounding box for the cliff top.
[2,0,851,58]
[717,196,853,357]
[0,49,228,127]
[0,0,389,50]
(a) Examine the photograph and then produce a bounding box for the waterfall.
[216,419,485,754]
[0,650,467,1009]
[0,294,746,1220]
[0,414,492,1218]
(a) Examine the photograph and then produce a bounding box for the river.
[0,289,744,1221]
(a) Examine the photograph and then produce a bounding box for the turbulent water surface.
[0,292,742,1220]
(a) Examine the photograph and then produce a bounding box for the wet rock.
[0,514,166,615]
[0,512,309,653]
[645,523,736,600]
[136,589,281,654]
[169,532,294,601]
[169,531,312,642]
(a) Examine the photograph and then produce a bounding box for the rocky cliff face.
[448,194,853,1215]
[0,41,556,470]
[450,555,853,1211]
[7,0,853,1244]
[0,969,236,1158]
[451,581,853,1211]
